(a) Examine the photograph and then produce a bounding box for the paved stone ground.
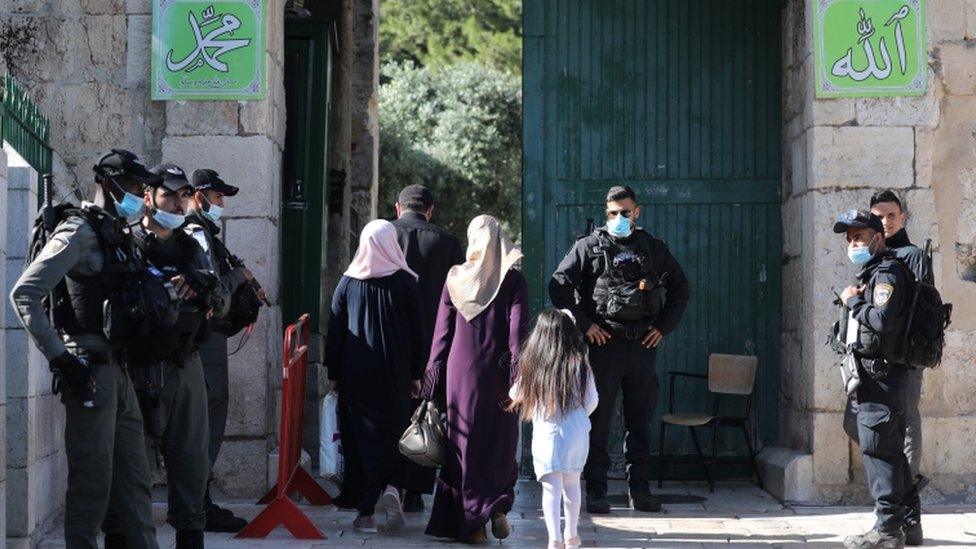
[38,481,976,548]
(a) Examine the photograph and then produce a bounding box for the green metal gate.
[522,0,782,478]
[0,74,52,174]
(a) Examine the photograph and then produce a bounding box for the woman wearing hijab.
[421,215,530,543]
[325,219,426,533]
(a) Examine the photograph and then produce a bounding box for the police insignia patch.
[39,237,68,259]
[874,283,894,306]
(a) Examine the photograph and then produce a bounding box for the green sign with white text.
[152,0,265,100]
[814,0,927,98]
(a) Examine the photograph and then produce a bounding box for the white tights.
[540,471,582,543]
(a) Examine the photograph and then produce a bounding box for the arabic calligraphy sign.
[814,0,927,98]
[152,0,265,100]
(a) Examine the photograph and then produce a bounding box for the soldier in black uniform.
[9,149,163,548]
[833,210,918,549]
[549,185,689,514]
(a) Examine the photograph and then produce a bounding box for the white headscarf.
[445,215,523,321]
[344,219,418,281]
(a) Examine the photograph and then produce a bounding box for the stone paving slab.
[37,481,976,548]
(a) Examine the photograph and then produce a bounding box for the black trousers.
[583,337,658,495]
[854,362,919,533]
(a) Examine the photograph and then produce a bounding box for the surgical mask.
[152,208,186,230]
[111,181,146,220]
[607,215,633,238]
[848,235,878,265]
[202,197,223,222]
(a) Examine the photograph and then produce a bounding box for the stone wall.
[1,145,8,548]
[777,0,976,504]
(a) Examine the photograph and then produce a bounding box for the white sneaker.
[377,486,404,531]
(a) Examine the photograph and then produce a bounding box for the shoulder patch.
[874,283,894,306]
[38,236,69,259]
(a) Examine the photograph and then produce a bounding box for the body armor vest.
[591,230,664,330]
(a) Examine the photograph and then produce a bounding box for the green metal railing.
[1,73,52,174]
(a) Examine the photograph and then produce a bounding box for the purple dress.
[422,269,529,540]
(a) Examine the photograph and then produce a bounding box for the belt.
[607,326,648,340]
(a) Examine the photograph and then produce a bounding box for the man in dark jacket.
[390,184,464,511]
[549,185,690,514]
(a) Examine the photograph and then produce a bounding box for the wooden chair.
[657,353,763,493]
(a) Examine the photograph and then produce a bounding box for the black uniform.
[845,251,919,535]
[391,211,464,496]
[549,227,689,496]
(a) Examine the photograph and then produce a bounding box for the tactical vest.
[50,206,146,340]
[854,254,910,364]
[590,230,664,330]
[129,226,209,365]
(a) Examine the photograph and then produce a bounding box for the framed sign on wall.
[152,0,266,100]
[814,0,927,98]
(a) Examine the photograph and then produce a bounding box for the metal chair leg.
[658,422,667,489]
[688,427,712,489]
[741,424,764,490]
[709,425,718,493]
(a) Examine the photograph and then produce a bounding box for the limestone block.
[32,393,65,462]
[83,0,125,14]
[47,83,131,161]
[224,312,271,438]
[921,416,976,475]
[166,101,240,136]
[161,135,281,218]
[126,0,150,14]
[789,131,809,196]
[5,468,35,537]
[809,126,914,189]
[938,42,976,95]
[922,330,976,415]
[904,188,940,248]
[812,412,849,485]
[81,15,127,80]
[125,15,151,85]
[4,186,32,258]
[130,88,166,165]
[756,447,814,503]
[856,87,940,128]
[5,398,29,468]
[211,439,269,498]
[928,0,971,43]
[915,128,934,189]
[809,98,856,127]
[222,216,278,304]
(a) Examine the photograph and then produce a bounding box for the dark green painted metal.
[1,74,53,175]
[281,20,333,331]
[522,0,782,479]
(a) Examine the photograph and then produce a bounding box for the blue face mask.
[111,181,146,220]
[202,197,223,222]
[152,208,186,230]
[848,246,872,265]
[607,215,633,238]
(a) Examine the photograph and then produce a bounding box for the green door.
[523,0,782,478]
[281,20,333,330]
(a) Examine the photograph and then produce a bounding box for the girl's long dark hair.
[509,308,590,421]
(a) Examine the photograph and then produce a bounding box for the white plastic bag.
[319,392,343,481]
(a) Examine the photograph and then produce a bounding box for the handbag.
[398,399,447,467]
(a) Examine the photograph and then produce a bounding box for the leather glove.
[50,351,95,401]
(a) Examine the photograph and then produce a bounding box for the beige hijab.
[344,219,418,281]
[446,215,523,321]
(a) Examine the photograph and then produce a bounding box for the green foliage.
[380,0,522,75]
[379,61,522,241]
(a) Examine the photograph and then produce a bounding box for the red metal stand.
[237,314,332,539]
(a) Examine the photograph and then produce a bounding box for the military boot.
[628,490,662,513]
[844,529,906,549]
[903,518,923,546]
[585,490,610,514]
[176,529,205,549]
[104,533,127,549]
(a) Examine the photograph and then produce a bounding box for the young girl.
[509,308,599,549]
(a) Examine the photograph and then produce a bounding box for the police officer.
[549,185,689,514]
[113,163,221,548]
[184,168,255,532]
[9,149,159,548]
[833,210,918,549]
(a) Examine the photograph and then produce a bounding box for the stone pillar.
[160,1,287,498]
[3,160,68,548]
[349,0,380,226]
[769,0,976,504]
[0,146,8,546]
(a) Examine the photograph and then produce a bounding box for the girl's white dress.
[510,373,599,480]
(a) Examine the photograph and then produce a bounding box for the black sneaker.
[205,503,248,533]
[585,492,611,514]
[844,529,906,549]
[403,491,425,512]
[628,491,662,513]
[903,519,923,546]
